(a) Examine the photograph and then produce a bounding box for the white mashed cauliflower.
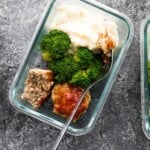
[49,3,119,54]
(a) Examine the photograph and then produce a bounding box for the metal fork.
[52,51,113,150]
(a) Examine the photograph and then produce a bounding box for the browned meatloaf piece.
[21,68,54,108]
[51,83,91,121]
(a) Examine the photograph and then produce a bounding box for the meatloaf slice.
[51,83,91,122]
[21,68,54,108]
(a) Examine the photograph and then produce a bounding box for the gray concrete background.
[0,0,150,150]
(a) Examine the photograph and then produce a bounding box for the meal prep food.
[51,83,91,122]
[21,69,54,108]
[49,3,119,54]
[21,2,119,121]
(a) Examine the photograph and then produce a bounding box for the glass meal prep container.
[9,0,133,136]
[141,17,150,140]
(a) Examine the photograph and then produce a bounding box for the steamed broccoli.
[40,33,103,88]
[41,50,52,62]
[41,29,71,60]
[73,47,94,69]
[87,59,102,81]
[49,56,80,83]
[48,50,103,87]
[70,56,102,87]
[70,70,91,88]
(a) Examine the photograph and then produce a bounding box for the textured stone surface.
[0,0,150,150]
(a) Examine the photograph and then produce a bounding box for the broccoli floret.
[73,47,94,69]
[49,56,80,83]
[54,74,66,83]
[41,29,71,60]
[70,57,102,87]
[70,70,91,88]
[87,59,102,81]
[41,50,52,62]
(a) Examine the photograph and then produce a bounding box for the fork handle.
[51,88,89,150]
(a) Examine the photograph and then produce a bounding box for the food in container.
[21,68,54,108]
[9,0,133,135]
[48,2,119,55]
[21,1,119,121]
[51,83,91,122]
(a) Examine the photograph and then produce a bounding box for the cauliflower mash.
[49,3,119,54]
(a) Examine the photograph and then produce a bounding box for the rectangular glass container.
[9,0,133,136]
[141,17,150,140]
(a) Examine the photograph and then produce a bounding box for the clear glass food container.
[141,17,150,140]
[9,0,134,136]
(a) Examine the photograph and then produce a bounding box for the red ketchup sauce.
[53,84,88,121]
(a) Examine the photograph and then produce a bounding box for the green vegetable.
[70,57,102,87]
[41,29,71,60]
[70,70,91,88]
[48,50,102,87]
[73,47,94,69]
[40,30,103,87]
[49,56,80,83]
[87,59,102,81]
[41,50,52,62]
